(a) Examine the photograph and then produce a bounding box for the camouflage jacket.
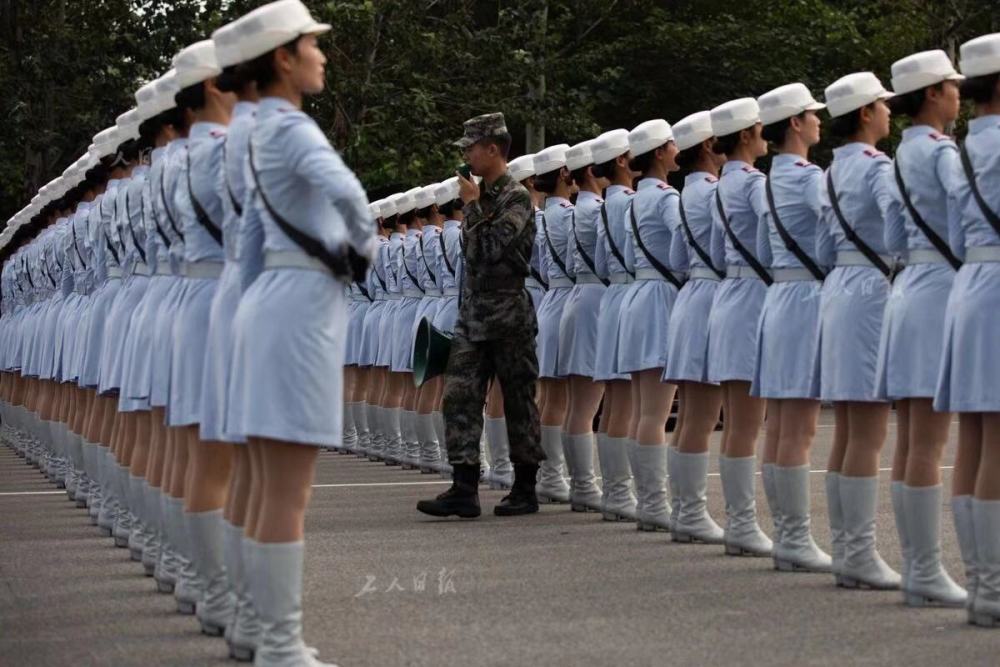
[456,170,537,342]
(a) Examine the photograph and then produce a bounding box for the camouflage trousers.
[441,332,544,467]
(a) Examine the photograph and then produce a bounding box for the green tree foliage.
[2,0,999,220]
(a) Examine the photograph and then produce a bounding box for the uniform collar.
[151,146,167,164]
[484,170,512,197]
[722,160,752,175]
[406,227,421,237]
[544,196,571,211]
[969,114,1000,134]
[233,101,258,119]
[772,153,805,167]
[902,124,941,141]
[190,121,227,140]
[444,219,461,229]
[637,177,666,190]
[259,96,297,116]
[390,231,404,240]
[576,190,603,203]
[833,142,874,159]
[606,184,630,197]
[132,165,150,177]
[685,171,715,186]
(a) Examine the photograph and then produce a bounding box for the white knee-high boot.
[952,495,978,623]
[631,444,670,531]
[535,425,569,503]
[562,432,602,512]
[598,434,637,521]
[672,451,724,544]
[720,456,772,557]
[903,484,966,607]
[839,475,900,590]
[484,416,513,490]
[773,464,831,572]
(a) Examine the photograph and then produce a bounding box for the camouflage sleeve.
[466,188,532,264]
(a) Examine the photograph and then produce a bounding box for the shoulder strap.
[572,211,609,286]
[629,198,684,289]
[437,231,455,277]
[247,139,350,279]
[678,190,725,280]
[71,220,87,270]
[399,241,425,293]
[104,196,120,265]
[765,176,826,280]
[825,169,892,277]
[222,137,243,216]
[186,151,224,246]
[892,158,961,270]
[371,244,388,291]
[125,190,147,264]
[418,233,437,285]
[714,186,773,286]
[599,202,634,277]
[540,211,575,282]
[959,142,1000,238]
[159,166,185,242]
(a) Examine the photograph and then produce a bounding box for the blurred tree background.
[2,0,999,222]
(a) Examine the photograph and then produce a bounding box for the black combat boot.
[494,463,540,516]
[416,464,481,518]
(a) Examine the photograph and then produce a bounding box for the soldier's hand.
[457,170,480,204]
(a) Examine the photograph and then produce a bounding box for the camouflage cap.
[453,112,508,148]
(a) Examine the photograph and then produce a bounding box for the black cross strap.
[104,194,120,266]
[418,232,437,285]
[826,169,892,278]
[629,196,684,289]
[371,242,388,292]
[222,137,243,216]
[678,190,725,280]
[125,190,147,264]
[159,166,184,242]
[959,142,1000,239]
[714,186,773,286]
[399,242,425,293]
[186,151,224,246]
[599,201,634,278]
[247,139,352,279]
[149,173,172,249]
[540,211,574,283]
[764,176,826,280]
[71,220,87,270]
[438,231,455,278]
[892,158,961,270]
[571,211,609,286]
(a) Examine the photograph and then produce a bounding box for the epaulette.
[928,131,951,142]
[863,149,885,158]
[656,183,671,190]
[559,201,573,208]
[741,166,760,173]
[794,160,812,168]
[595,197,605,204]
[704,175,718,183]
[624,188,635,195]
[210,130,226,138]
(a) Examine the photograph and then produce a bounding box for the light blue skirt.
[149,277,186,408]
[55,293,83,382]
[594,282,631,381]
[558,283,605,378]
[345,299,370,365]
[751,280,822,399]
[390,296,421,373]
[707,276,767,384]
[122,274,173,403]
[100,275,150,395]
[876,263,954,400]
[935,262,1000,412]
[618,279,679,374]
[375,299,399,368]
[663,278,718,384]
[20,302,45,378]
[70,296,94,385]
[168,277,219,427]
[432,295,459,335]
[527,284,545,312]
[358,299,387,366]
[228,268,347,447]
[536,285,572,378]
[79,279,122,388]
[819,265,890,402]
[201,264,243,441]
[36,295,65,380]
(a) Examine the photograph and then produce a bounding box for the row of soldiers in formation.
[0,3,999,663]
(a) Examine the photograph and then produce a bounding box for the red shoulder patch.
[928,131,951,142]
[863,149,885,158]
[795,160,811,167]
[210,130,225,138]
[657,183,671,190]
[704,176,718,183]
[624,188,635,195]
[559,201,573,208]
[741,166,760,173]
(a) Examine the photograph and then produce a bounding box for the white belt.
[835,250,891,268]
[689,266,721,282]
[352,293,367,302]
[907,248,947,265]
[154,263,171,276]
[574,273,604,285]
[549,277,573,289]
[609,273,630,285]
[424,288,442,297]
[635,267,680,283]
[107,267,123,279]
[525,277,544,290]
[966,246,1000,263]
[184,261,224,279]
[132,263,151,277]
[771,267,818,283]
[403,289,424,298]
[387,293,403,301]
[443,287,460,296]
[263,251,330,275]
[726,264,766,280]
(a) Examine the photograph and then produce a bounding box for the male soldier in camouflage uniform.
[416,113,545,519]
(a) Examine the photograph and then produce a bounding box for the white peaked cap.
[115,109,142,142]
[434,177,460,207]
[628,119,673,157]
[508,154,536,182]
[91,127,120,159]
[236,0,331,63]
[758,83,826,125]
[413,185,437,210]
[173,40,222,89]
[960,33,1000,78]
[368,200,382,219]
[711,98,760,136]
[212,20,245,69]
[565,139,597,171]
[891,49,964,95]
[824,72,894,118]
[135,80,164,121]
[379,198,398,219]
[533,144,570,176]
[389,190,416,216]
[153,70,181,112]
[673,111,714,152]
[591,129,630,164]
